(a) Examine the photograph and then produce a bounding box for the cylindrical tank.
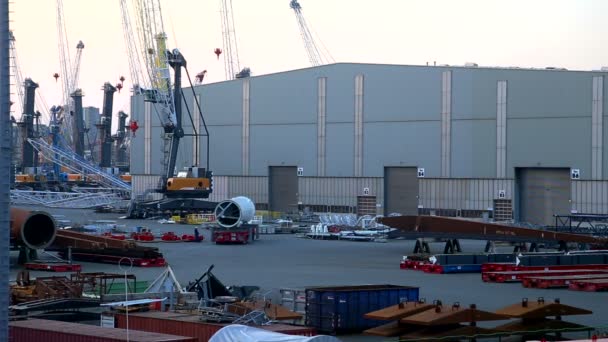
[11,207,57,249]
[214,196,256,228]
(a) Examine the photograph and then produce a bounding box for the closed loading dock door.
[384,167,419,216]
[517,168,571,226]
[269,166,298,213]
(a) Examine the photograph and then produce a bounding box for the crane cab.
[165,167,213,198]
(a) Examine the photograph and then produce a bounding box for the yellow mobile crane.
[127,49,215,218]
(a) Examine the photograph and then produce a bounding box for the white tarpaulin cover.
[209,324,342,342]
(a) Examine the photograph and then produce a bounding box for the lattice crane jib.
[119,0,144,92]
[56,0,73,109]
[219,0,241,80]
[289,0,334,67]
[8,31,24,115]
[70,41,84,94]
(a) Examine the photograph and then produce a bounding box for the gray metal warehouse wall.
[129,63,608,214]
[130,63,608,181]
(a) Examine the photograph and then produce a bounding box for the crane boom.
[289,0,333,67]
[219,0,241,80]
[56,0,73,107]
[119,0,145,92]
[70,41,84,93]
[132,0,176,129]
[10,31,50,124]
[8,31,24,113]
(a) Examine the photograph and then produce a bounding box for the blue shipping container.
[305,284,419,334]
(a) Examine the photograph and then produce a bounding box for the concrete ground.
[10,206,608,341]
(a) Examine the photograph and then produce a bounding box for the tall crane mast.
[219,0,241,80]
[18,79,39,172]
[113,111,129,170]
[289,0,334,67]
[96,83,117,169]
[70,89,85,157]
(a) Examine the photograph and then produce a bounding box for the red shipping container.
[9,318,196,342]
[111,311,316,341]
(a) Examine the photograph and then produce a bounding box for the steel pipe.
[10,207,57,249]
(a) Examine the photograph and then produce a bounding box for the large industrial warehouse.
[130,63,608,226]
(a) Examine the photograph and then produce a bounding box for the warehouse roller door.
[517,168,571,226]
[384,167,419,216]
[269,166,298,214]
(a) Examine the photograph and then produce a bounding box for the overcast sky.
[10,0,608,124]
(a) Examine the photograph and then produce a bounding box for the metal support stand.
[413,239,431,254]
[484,241,496,253]
[529,242,539,253]
[513,243,528,253]
[443,239,462,254]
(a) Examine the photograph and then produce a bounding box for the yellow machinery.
[166,177,210,191]
[15,174,47,183]
[15,174,35,183]
[186,213,216,225]
[164,167,212,198]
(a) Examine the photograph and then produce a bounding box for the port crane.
[121,0,214,218]
[289,0,334,67]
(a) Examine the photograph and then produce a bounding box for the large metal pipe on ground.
[10,207,57,250]
[214,196,256,228]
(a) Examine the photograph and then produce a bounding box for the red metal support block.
[568,279,608,292]
[24,263,82,272]
[482,264,608,282]
[484,269,608,283]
